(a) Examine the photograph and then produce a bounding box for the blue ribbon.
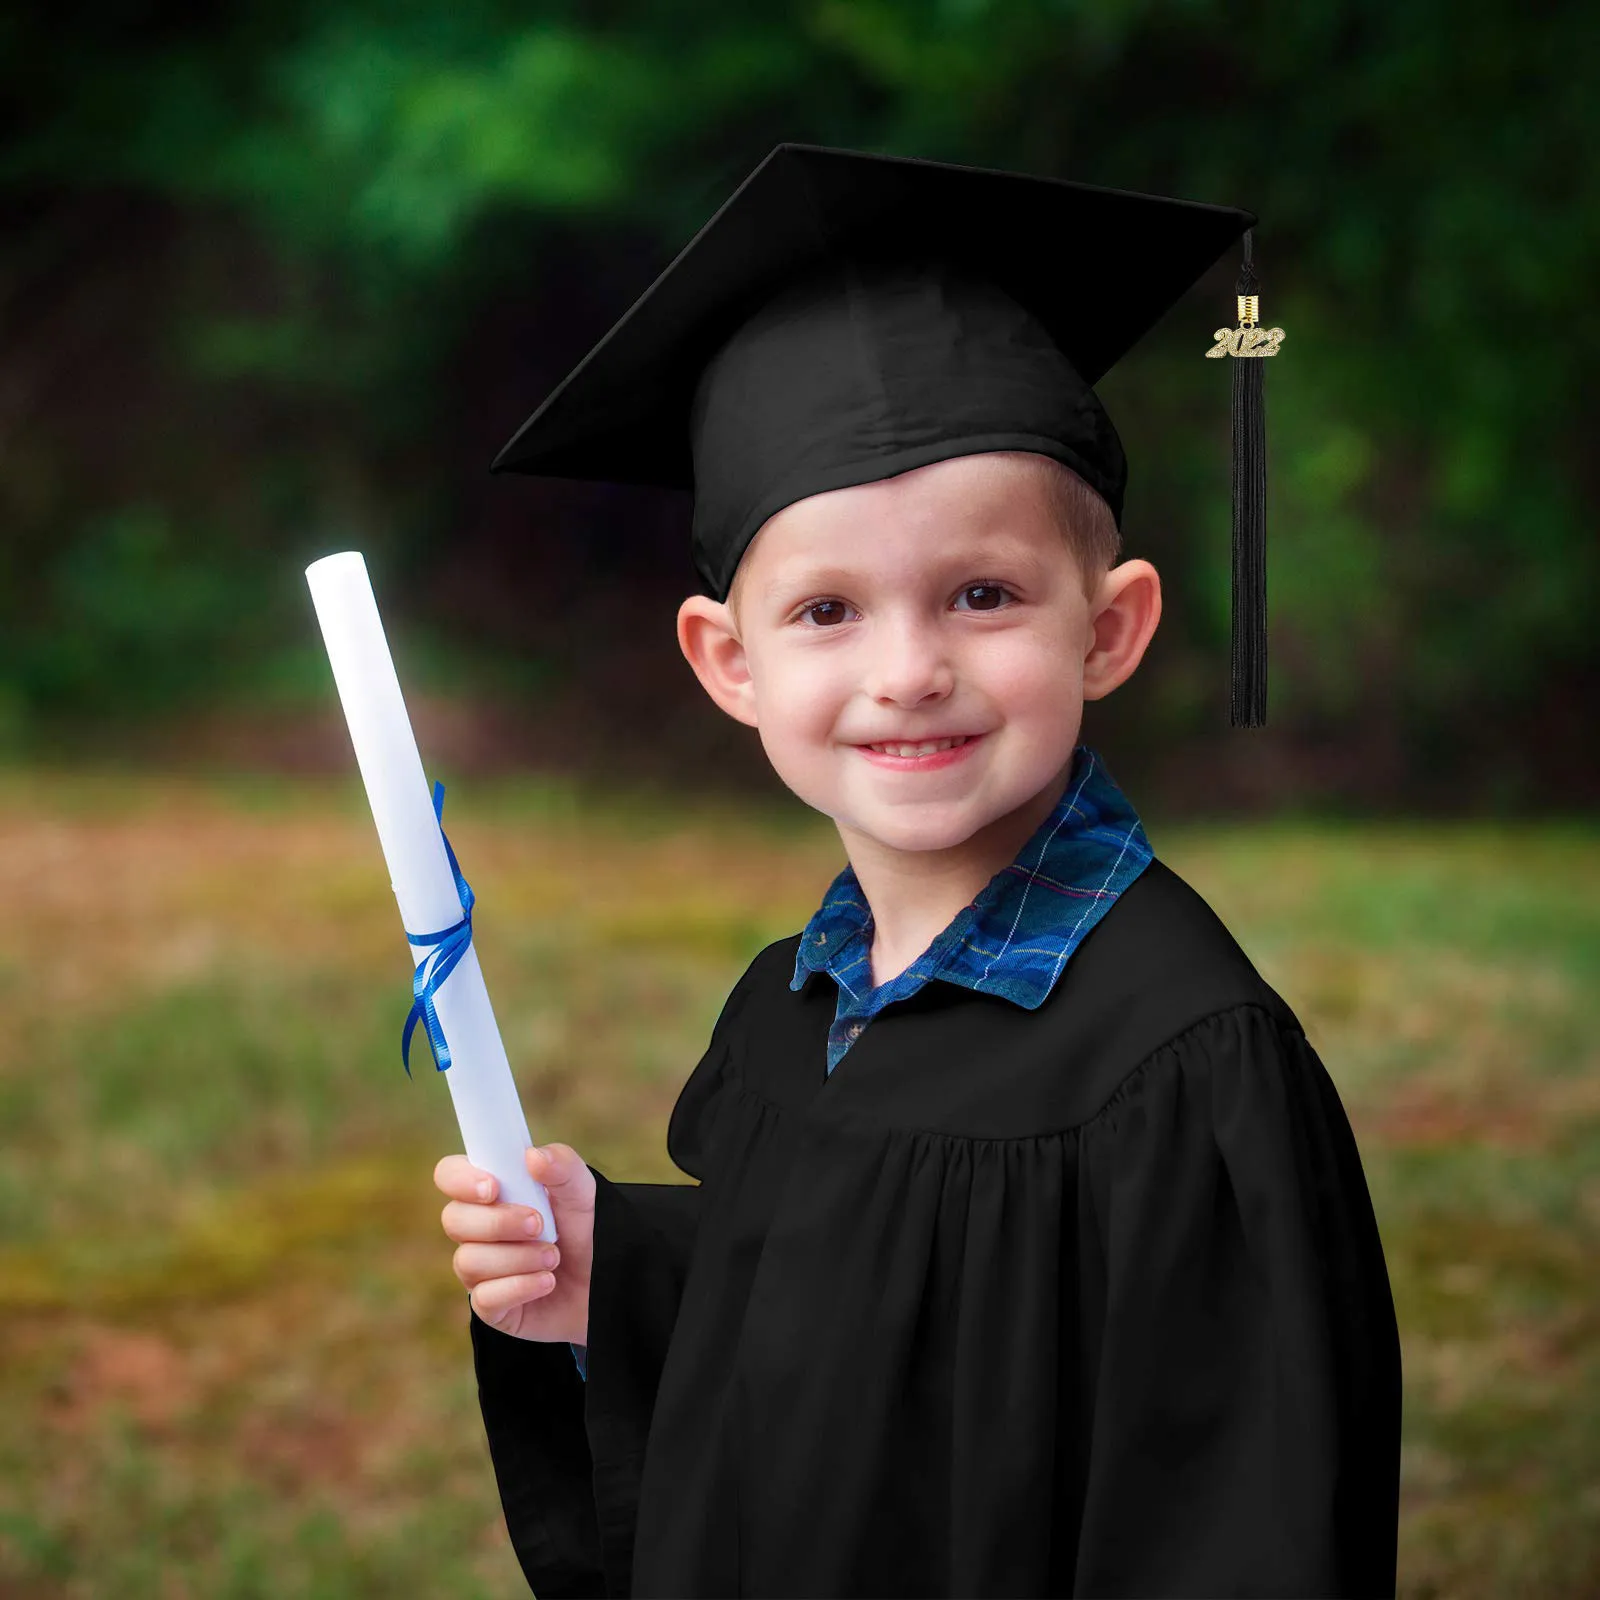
[401,779,476,1079]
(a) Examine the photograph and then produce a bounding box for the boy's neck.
[836,764,1074,990]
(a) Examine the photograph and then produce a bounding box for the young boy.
[434,144,1402,1598]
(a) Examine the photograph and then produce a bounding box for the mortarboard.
[491,143,1279,727]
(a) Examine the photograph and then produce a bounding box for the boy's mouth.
[853,733,984,768]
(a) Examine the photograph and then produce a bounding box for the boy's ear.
[676,595,760,729]
[1081,558,1163,704]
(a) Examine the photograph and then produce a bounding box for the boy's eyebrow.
[761,539,1049,600]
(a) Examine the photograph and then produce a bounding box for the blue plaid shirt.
[569,743,1152,1381]
[791,743,1153,1074]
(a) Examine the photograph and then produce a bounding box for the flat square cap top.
[492,143,1253,490]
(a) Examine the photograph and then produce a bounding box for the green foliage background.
[1,0,1594,805]
[2,11,1597,1591]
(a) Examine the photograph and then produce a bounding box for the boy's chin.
[830,804,996,858]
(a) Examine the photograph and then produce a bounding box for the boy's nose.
[863,621,955,704]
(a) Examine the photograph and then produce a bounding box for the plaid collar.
[790,744,1153,1019]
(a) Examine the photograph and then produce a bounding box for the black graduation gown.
[470,855,1402,1599]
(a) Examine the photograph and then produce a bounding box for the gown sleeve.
[1075,1003,1402,1599]
[470,1180,704,1596]
[468,969,753,1599]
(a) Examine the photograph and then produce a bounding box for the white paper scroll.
[305,551,556,1240]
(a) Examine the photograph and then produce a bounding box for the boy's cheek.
[761,669,846,730]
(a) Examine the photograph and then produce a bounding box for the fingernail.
[524,1213,542,1235]
[477,1179,494,1201]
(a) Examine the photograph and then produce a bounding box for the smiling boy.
[448,144,1402,1598]
[682,448,1155,992]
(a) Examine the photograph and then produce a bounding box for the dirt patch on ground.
[40,1322,198,1435]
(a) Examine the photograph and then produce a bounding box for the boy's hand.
[434,1144,595,1345]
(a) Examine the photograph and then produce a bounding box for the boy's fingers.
[442,1199,545,1242]
[471,1272,556,1320]
[455,1241,559,1284]
[433,1154,496,1202]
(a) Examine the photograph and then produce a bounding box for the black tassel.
[1230,231,1268,728]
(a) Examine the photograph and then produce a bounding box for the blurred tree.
[0,0,1593,805]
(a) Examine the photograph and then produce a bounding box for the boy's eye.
[953,583,1015,612]
[799,599,853,628]
[795,584,1015,626]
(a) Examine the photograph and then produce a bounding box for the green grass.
[0,764,1596,1597]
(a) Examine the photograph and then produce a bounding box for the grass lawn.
[0,764,1595,1598]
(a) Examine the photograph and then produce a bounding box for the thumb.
[527,1142,577,1186]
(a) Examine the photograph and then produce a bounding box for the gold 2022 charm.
[1205,325,1285,358]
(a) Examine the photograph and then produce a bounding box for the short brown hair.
[1020,452,1122,603]
[725,450,1121,622]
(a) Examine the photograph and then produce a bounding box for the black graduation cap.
[492,143,1277,727]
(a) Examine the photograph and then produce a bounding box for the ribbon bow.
[401,779,476,1078]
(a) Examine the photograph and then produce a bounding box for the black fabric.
[1228,236,1269,726]
[490,142,1254,602]
[471,855,1402,1597]
[682,258,1126,602]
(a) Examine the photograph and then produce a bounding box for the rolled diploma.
[305,550,556,1240]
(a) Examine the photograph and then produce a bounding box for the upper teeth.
[867,736,970,757]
